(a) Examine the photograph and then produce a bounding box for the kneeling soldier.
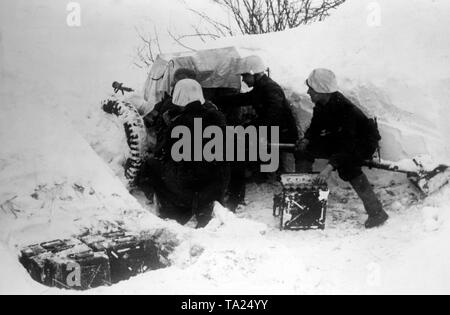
[140,79,230,228]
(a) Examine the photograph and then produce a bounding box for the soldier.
[140,79,230,228]
[297,69,389,229]
[227,55,300,173]
[220,56,299,211]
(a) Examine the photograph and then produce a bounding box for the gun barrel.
[269,143,297,151]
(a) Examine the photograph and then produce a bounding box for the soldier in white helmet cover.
[227,55,300,173]
[297,69,389,229]
[139,79,230,228]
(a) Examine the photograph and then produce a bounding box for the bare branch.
[189,8,235,37]
[134,0,346,71]
[198,0,347,35]
[168,29,197,52]
[134,26,163,70]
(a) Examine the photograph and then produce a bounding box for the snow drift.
[1,0,450,294]
[187,0,450,164]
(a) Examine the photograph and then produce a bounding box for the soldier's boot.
[196,202,214,229]
[226,192,245,213]
[226,172,247,212]
[192,192,214,229]
[350,173,389,229]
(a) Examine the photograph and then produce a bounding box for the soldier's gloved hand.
[296,138,310,152]
[316,164,334,185]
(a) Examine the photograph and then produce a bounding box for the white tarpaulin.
[142,47,242,116]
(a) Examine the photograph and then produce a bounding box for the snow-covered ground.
[1,0,450,295]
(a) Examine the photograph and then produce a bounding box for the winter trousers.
[138,158,230,226]
[349,173,384,217]
[295,137,376,182]
[295,138,386,220]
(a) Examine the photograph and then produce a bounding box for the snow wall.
[190,0,450,163]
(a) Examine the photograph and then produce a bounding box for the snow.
[1,0,450,295]
[191,0,450,164]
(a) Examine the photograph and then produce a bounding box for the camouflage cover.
[143,47,242,116]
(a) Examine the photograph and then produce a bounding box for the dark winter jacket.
[305,92,381,169]
[143,94,174,155]
[158,101,230,221]
[228,74,299,143]
[163,100,229,184]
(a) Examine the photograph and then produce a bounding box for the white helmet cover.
[172,79,205,107]
[239,55,266,75]
[306,69,338,93]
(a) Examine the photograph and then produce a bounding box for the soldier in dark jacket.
[220,56,299,211]
[140,79,230,228]
[297,69,388,229]
[228,55,299,171]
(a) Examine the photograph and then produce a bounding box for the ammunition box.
[20,239,111,290]
[81,231,160,283]
[275,174,329,230]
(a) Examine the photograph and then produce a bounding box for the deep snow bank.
[1,0,450,295]
[0,92,195,294]
[0,96,162,245]
[383,184,450,294]
[193,0,450,163]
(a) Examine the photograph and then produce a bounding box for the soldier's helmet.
[238,55,266,75]
[172,79,205,107]
[306,69,338,94]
